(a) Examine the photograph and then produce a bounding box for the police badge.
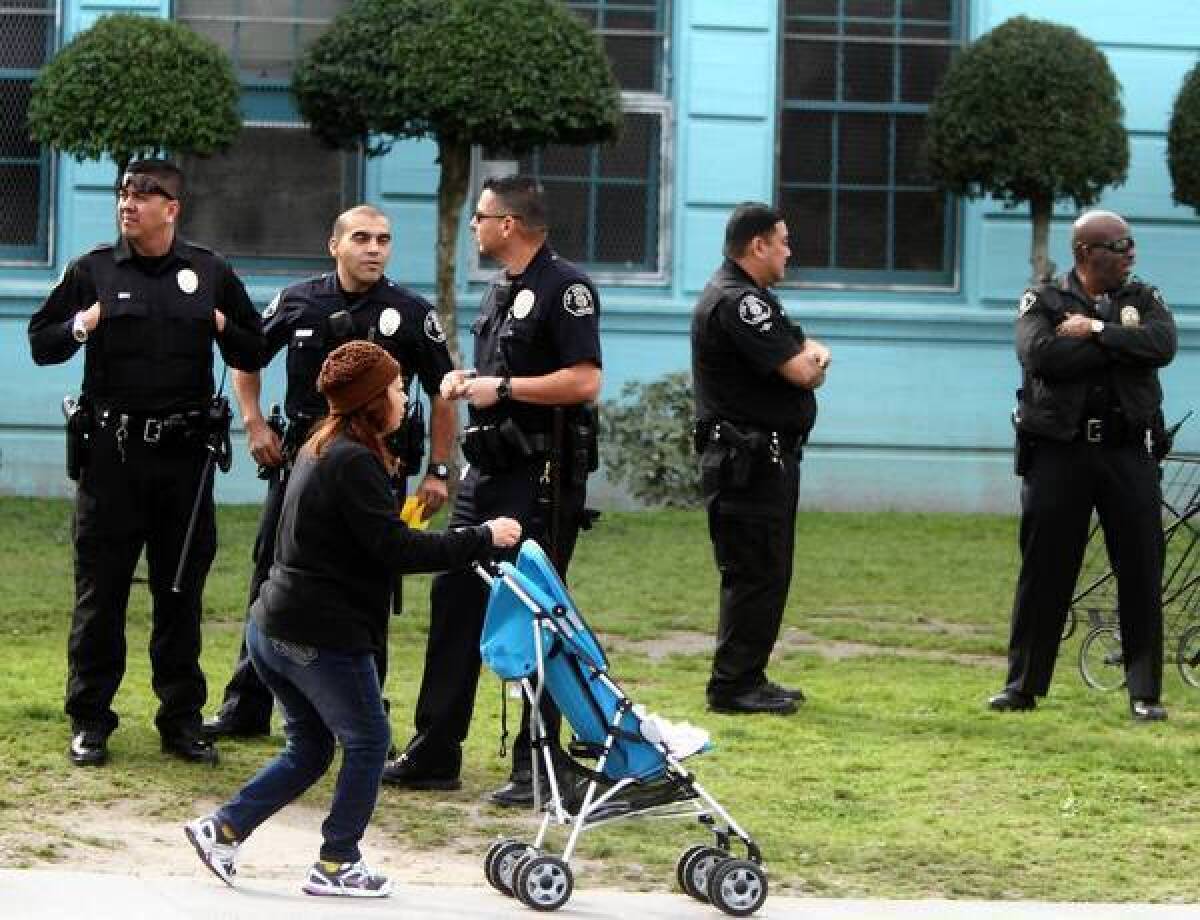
[738,294,771,327]
[562,283,594,317]
[378,307,401,337]
[424,310,446,343]
[1120,305,1140,327]
[176,268,199,295]
[511,289,535,319]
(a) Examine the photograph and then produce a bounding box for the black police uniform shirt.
[691,258,816,439]
[469,243,602,434]
[260,272,453,421]
[1015,270,1176,442]
[29,236,265,412]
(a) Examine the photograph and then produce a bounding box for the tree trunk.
[434,138,471,366]
[1029,195,1056,284]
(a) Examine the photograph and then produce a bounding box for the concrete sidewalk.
[1,870,1196,920]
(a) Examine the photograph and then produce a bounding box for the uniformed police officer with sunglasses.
[28,159,267,767]
[990,210,1177,721]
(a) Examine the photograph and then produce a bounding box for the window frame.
[173,1,362,269]
[774,0,966,292]
[469,0,673,285]
[0,0,59,266]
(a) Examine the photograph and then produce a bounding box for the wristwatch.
[428,462,451,481]
[72,313,89,343]
[1090,319,1104,336]
[496,376,512,402]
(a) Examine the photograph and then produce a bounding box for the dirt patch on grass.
[9,799,485,885]
[605,625,1001,666]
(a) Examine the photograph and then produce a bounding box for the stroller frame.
[1067,453,1200,691]
[475,545,770,916]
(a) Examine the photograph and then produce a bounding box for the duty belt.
[1076,415,1142,446]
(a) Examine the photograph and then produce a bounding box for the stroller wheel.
[513,854,574,911]
[678,845,726,901]
[707,858,768,917]
[1079,626,1127,692]
[1179,624,1200,689]
[488,840,533,897]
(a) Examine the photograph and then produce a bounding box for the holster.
[390,398,426,476]
[1149,410,1173,462]
[566,405,599,486]
[703,420,769,489]
[282,411,320,467]
[62,395,93,482]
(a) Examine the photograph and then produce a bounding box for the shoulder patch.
[738,294,773,327]
[424,310,447,343]
[1018,289,1038,316]
[562,283,594,317]
[262,293,281,320]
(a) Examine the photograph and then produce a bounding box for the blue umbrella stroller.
[477,540,769,916]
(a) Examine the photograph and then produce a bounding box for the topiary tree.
[293,0,622,360]
[926,16,1128,282]
[28,14,240,186]
[601,372,700,509]
[1167,62,1200,211]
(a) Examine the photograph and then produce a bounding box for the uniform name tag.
[295,328,314,338]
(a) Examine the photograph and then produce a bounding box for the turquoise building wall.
[1,0,1197,510]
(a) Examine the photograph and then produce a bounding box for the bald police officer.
[203,205,456,740]
[28,159,266,767]
[989,210,1177,721]
[384,176,602,806]
[692,202,830,716]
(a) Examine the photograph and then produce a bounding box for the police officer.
[383,176,602,806]
[691,202,830,716]
[202,205,456,740]
[989,210,1177,721]
[27,159,266,767]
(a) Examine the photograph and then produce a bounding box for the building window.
[478,0,671,281]
[176,1,359,267]
[0,0,56,263]
[779,0,963,287]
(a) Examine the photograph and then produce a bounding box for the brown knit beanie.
[317,341,400,415]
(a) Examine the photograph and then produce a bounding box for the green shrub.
[600,372,700,509]
[28,14,240,178]
[1168,62,1200,210]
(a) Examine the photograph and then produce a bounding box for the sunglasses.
[1088,236,1135,254]
[473,211,520,222]
[120,173,178,200]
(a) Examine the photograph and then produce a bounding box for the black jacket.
[1016,271,1176,442]
[28,236,265,412]
[252,433,492,654]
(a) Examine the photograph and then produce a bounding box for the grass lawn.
[1,495,1198,901]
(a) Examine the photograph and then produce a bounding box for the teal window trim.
[0,1,57,264]
[777,0,964,289]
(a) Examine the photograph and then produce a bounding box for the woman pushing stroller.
[184,341,520,898]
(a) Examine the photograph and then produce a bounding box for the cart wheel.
[489,840,533,897]
[675,844,708,896]
[1080,626,1127,691]
[707,858,768,917]
[679,845,727,901]
[513,854,573,911]
[1062,609,1077,641]
[1178,624,1200,689]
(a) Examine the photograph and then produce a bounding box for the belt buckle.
[143,418,162,445]
[1086,418,1103,443]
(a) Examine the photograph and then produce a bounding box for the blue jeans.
[216,619,390,863]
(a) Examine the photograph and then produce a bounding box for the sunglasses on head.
[120,173,177,200]
[1087,236,1135,254]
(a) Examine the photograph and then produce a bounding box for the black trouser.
[1004,438,1165,700]
[67,422,216,738]
[702,445,800,700]
[215,466,395,726]
[402,460,585,779]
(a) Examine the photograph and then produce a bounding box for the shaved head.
[332,204,388,240]
[1072,210,1129,250]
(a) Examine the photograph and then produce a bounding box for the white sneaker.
[184,815,239,887]
[302,859,392,898]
